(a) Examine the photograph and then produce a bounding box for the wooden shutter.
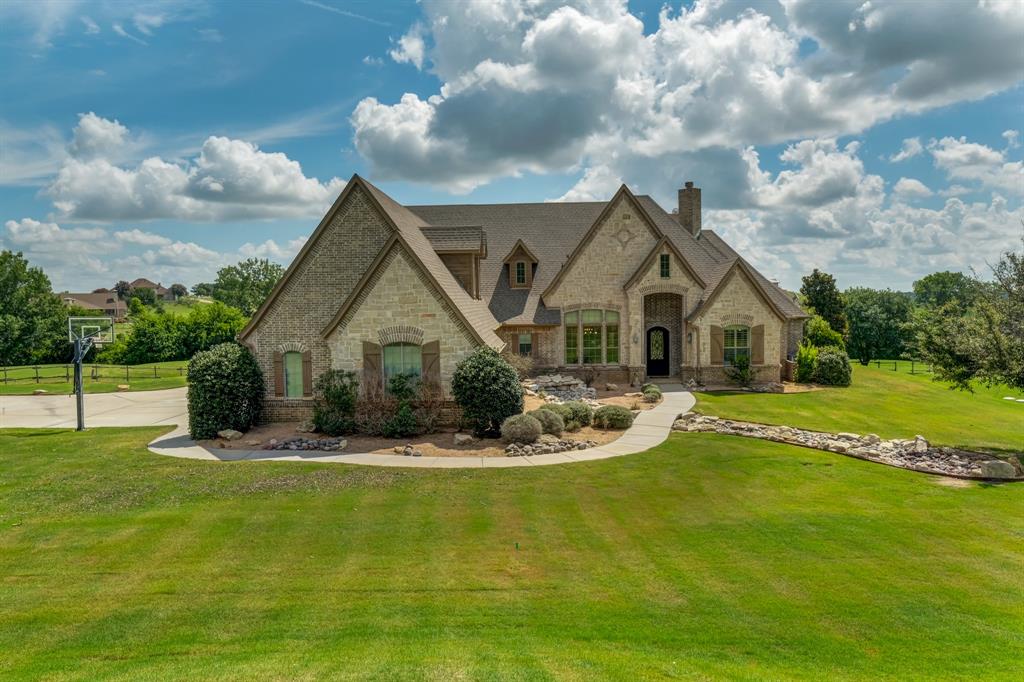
[422,340,441,385]
[362,342,382,392]
[273,351,284,396]
[710,326,724,365]
[302,350,313,396]
[751,325,764,365]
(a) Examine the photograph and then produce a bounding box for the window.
[514,261,527,286]
[383,342,422,380]
[564,311,578,364]
[563,309,620,365]
[518,333,532,357]
[283,351,304,398]
[724,325,750,366]
[660,253,670,278]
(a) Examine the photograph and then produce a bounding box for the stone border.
[147,386,696,468]
[672,413,1022,481]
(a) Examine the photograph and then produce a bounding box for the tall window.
[724,326,750,366]
[383,342,422,380]
[515,261,527,286]
[564,311,579,364]
[660,253,670,278]
[564,309,620,365]
[518,333,532,357]
[283,351,304,398]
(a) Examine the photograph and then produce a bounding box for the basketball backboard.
[68,316,115,345]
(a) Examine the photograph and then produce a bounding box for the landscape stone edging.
[672,413,1022,481]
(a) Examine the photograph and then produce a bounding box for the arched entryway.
[646,326,669,376]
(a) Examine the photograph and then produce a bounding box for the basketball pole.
[73,336,92,432]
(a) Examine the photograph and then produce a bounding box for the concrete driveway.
[0,387,187,429]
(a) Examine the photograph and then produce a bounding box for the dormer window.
[515,261,527,286]
[503,239,538,289]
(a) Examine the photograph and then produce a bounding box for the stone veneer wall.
[643,293,683,376]
[245,185,392,423]
[785,319,804,360]
[498,326,560,368]
[326,243,480,393]
[690,267,785,383]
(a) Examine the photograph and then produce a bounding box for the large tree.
[914,241,1023,391]
[114,280,132,300]
[212,258,284,316]
[0,251,69,366]
[170,283,188,299]
[800,269,847,336]
[843,287,914,365]
[913,271,980,310]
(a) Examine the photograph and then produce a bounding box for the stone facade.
[327,243,479,393]
[643,292,683,376]
[243,185,392,422]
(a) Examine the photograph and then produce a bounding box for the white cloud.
[389,23,426,69]
[133,12,166,36]
[893,177,933,199]
[889,137,923,162]
[4,218,106,250]
[1002,129,1020,149]
[45,115,346,221]
[112,22,147,45]
[81,16,100,34]
[239,236,309,262]
[930,136,1024,195]
[113,228,172,246]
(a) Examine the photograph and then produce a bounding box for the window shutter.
[273,351,284,396]
[362,341,382,392]
[302,350,313,396]
[422,340,441,385]
[751,325,764,365]
[710,326,724,365]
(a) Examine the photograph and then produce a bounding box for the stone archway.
[643,293,683,378]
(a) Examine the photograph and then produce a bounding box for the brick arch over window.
[275,341,309,354]
[377,325,424,346]
[637,282,689,297]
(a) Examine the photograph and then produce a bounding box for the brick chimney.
[678,181,701,237]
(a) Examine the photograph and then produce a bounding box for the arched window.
[283,351,304,398]
[724,325,750,366]
[383,342,422,380]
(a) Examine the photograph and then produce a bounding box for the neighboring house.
[239,175,807,421]
[129,278,175,301]
[59,292,128,321]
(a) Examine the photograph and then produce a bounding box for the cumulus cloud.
[239,236,309,261]
[893,177,933,199]
[113,228,172,246]
[389,22,426,69]
[890,137,923,162]
[352,0,1024,194]
[929,136,1024,195]
[45,115,346,221]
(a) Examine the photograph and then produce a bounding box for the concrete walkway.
[148,385,696,468]
[0,387,187,429]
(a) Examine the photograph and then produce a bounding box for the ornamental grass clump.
[562,401,593,428]
[642,385,663,402]
[593,404,633,429]
[528,408,564,436]
[500,414,542,444]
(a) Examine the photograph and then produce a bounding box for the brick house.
[239,175,807,421]
[129,278,176,301]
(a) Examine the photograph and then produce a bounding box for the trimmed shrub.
[641,382,656,392]
[537,402,572,420]
[501,414,542,444]
[795,341,818,383]
[814,346,853,386]
[528,408,564,436]
[593,405,633,429]
[642,385,662,402]
[383,403,419,438]
[804,314,845,351]
[187,342,264,439]
[312,369,359,436]
[724,354,754,387]
[563,401,593,428]
[452,347,523,437]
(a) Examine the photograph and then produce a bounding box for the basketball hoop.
[67,316,115,431]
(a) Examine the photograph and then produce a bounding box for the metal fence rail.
[0,365,186,385]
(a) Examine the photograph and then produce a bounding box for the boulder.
[976,459,1019,479]
[217,429,243,441]
[245,439,261,446]
[453,433,476,446]
[117,384,130,392]
[605,383,618,392]
[31,389,47,395]
[913,435,929,453]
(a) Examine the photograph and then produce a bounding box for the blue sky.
[1,0,1022,292]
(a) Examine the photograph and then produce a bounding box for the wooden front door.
[646,326,669,377]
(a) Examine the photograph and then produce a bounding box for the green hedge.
[452,348,523,437]
[187,343,264,439]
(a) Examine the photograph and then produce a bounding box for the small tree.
[451,347,523,437]
[192,282,215,297]
[114,280,132,300]
[844,287,913,364]
[800,269,847,337]
[132,287,157,307]
[213,258,284,316]
[795,341,818,383]
[187,343,264,439]
[804,315,845,350]
[170,283,188,300]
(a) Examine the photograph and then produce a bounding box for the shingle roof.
[420,225,486,255]
[60,292,127,312]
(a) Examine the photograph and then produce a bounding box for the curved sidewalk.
[149,386,696,468]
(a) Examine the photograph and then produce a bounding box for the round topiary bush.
[593,404,633,429]
[528,408,564,436]
[642,385,662,403]
[187,342,264,439]
[452,347,524,437]
[814,347,852,386]
[501,414,542,444]
[562,400,593,428]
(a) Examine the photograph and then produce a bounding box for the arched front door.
[646,326,669,377]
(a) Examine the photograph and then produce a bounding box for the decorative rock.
[266,436,346,452]
[503,438,598,456]
[217,429,243,441]
[32,389,47,395]
[976,459,1018,479]
[913,435,929,453]
[453,433,476,446]
[838,432,860,441]
[525,374,597,402]
[393,446,405,454]
[245,439,261,446]
[117,384,130,391]
[605,383,618,392]
[863,433,881,444]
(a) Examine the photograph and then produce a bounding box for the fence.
[870,359,933,375]
[0,364,186,386]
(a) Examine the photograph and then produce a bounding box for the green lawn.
[0,361,187,395]
[697,362,1024,457]
[1,428,1021,679]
